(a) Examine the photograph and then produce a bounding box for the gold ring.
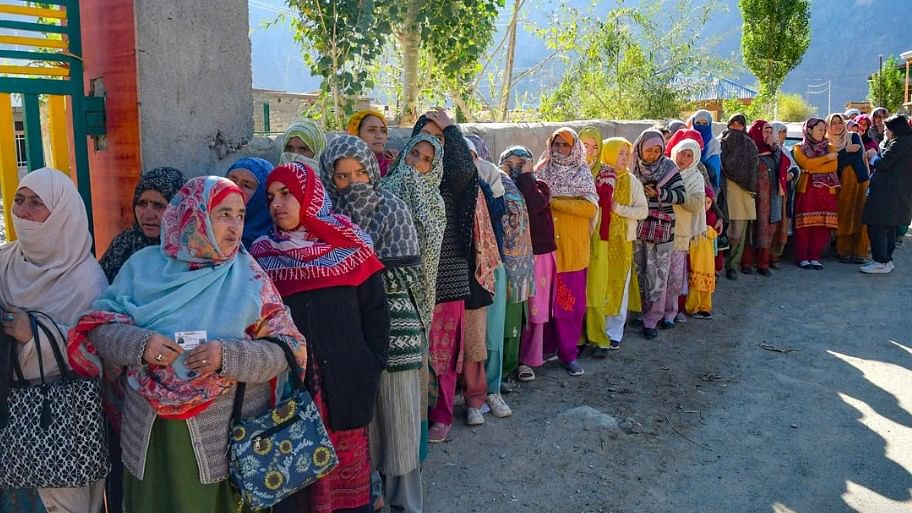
[201,359,208,365]
[155,353,163,362]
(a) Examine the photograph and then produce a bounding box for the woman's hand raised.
[143,334,183,367]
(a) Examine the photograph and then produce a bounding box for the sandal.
[517,364,536,382]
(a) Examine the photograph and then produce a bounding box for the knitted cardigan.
[283,272,390,431]
[87,323,289,484]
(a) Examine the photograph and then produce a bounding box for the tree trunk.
[498,0,521,122]
[450,87,476,123]
[398,0,421,126]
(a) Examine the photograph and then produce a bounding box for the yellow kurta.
[585,173,647,346]
[835,163,869,258]
[551,197,598,273]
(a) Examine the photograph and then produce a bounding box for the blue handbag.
[228,338,337,509]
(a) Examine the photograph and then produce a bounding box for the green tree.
[868,55,906,112]
[739,0,810,117]
[391,0,504,124]
[776,92,816,122]
[537,0,733,121]
[283,0,393,129]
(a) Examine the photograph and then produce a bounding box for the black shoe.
[629,318,643,328]
[609,340,621,350]
[659,320,675,330]
[839,256,854,264]
[693,311,714,319]
[852,257,867,264]
[757,268,771,276]
[642,328,658,339]
[592,347,609,359]
[741,267,753,275]
[726,268,738,280]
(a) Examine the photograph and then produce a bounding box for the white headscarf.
[669,139,707,247]
[0,168,106,325]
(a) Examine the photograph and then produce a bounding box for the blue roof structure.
[689,77,758,101]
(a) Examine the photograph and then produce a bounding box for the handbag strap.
[231,337,304,425]
[28,311,72,381]
[0,327,14,426]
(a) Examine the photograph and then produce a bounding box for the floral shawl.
[68,177,307,422]
[534,127,598,206]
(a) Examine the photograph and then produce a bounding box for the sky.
[247,0,912,115]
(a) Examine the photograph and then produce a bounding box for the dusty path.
[422,239,912,513]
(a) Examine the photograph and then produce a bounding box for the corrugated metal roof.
[689,77,758,101]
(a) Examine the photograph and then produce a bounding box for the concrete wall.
[216,119,733,174]
[221,120,659,172]
[134,0,253,174]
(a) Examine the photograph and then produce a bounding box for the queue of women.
[1,105,911,513]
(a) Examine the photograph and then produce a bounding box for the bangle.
[138,330,154,366]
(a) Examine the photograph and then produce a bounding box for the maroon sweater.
[515,172,557,255]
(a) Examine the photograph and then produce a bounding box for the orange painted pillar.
[78,0,142,256]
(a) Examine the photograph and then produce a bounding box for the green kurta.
[123,419,245,513]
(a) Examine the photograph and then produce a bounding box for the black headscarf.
[886,114,912,137]
[411,115,479,300]
[727,113,747,129]
[98,167,186,282]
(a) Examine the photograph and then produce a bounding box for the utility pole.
[878,54,884,107]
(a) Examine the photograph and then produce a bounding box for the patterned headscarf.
[534,127,598,205]
[633,128,678,183]
[281,119,327,159]
[250,163,383,296]
[69,176,308,422]
[579,126,604,172]
[318,135,420,264]
[411,114,478,262]
[465,134,491,162]
[799,118,830,158]
[99,167,186,282]
[226,157,274,248]
[382,134,446,326]
[346,109,387,136]
[499,145,535,179]
[496,149,535,302]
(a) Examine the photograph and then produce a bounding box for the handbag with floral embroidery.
[228,338,337,509]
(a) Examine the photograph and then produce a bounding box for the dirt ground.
[421,237,912,513]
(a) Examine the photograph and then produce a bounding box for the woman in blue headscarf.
[688,110,723,192]
[225,157,274,248]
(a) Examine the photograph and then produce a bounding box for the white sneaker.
[860,262,890,274]
[466,407,485,426]
[486,393,513,418]
[885,261,895,272]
